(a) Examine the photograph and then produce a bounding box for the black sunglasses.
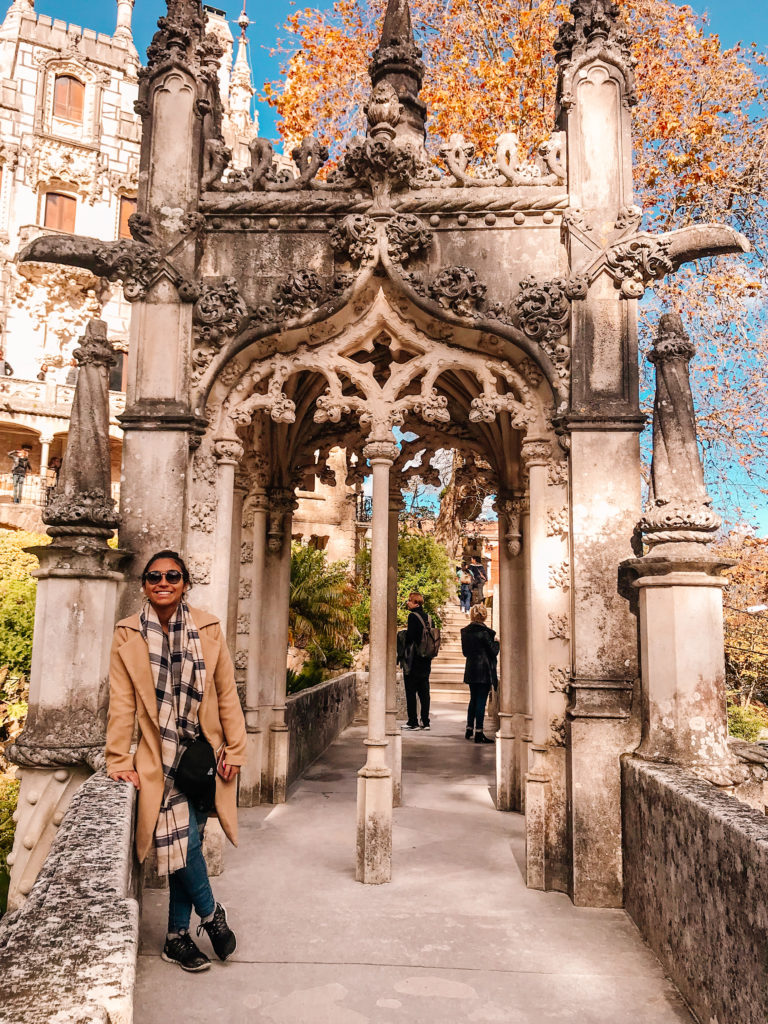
[144,570,183,584]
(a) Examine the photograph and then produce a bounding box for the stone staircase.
[430,601,470,703]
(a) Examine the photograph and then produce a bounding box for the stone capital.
[214,438,244,465]
[363,440,399,464]
[521,437,551,468]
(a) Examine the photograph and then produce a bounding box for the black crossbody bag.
[175,735,217,815]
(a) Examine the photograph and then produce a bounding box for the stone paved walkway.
[135,704,693,1023]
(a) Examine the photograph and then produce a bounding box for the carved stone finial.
[555,0,637,108]
[368,0,426,145]
[638,314,720,550]
[43,320,120,540]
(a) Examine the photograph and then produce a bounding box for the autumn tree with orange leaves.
[264,0,768,524]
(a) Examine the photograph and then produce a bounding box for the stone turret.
[369,0,426,147]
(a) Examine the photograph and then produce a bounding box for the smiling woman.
[105,548,247,973]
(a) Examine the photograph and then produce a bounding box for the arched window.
[44,192,76,233]
[53,75,84,123]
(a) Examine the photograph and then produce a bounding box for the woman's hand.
[109,770,140,790]
[217,759,240,782]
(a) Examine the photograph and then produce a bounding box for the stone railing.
[0,375,125,418]
[286,671,358,787]
[622,758,768,1024]
[0,772,139,1024]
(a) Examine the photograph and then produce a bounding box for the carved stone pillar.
[623,315,739,787]
[240,487,269,807]
[39,434,53,476]
[210,438,243,633]
[386,491,403,807]
[228,470,247,653]
[264,487,296,804]
[494,492,527,812]
[356,440,397,884]
[522,439,551,891]
[7,320,124,909]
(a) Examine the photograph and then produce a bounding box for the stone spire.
[43,320,120,543]
[369,0,426,145]
[114,0,134,42]
[554,0,637,108]
[229,3,256,135]
[638,314,720,551]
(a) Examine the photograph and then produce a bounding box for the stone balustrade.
[0,773,139,1024]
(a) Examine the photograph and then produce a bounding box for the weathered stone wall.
[0,772,139,1024]
[286,672,357,788]
[622,757,768,1024]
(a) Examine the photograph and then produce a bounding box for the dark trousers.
[404,672,430,727]
[466,684,491,732]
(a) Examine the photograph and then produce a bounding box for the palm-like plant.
[289,543,357,660]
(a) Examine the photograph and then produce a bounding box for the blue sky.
[34,0,768,140]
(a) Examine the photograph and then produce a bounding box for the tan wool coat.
[105,606,247,864]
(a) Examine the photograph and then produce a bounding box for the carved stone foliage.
[256,270,355,323]
[191,279,248,384]
[550,717,567,747]
[13,265,103,355]
[604,237,674,299]
[332,134,421,196]
[495,496,524,556]
[548,560,571,590]
[548,613,570,642]
[549,665,570,693]
[555,0,637,108]
[546,506,569,538]
[385,214,433,263]
[192,447,217,487]
[236,615,250,634]
[0,141,19,171]
[547,460,568,487]
[518,357,544,388]
[330,215,378,265]
[239,578,252,600]
[234,649,248,670]
[23,137,106,204]
[189,502,216,533]
[187,556,211,585]
[428,267,487,317]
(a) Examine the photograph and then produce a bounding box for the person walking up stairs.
[429,600,471,703]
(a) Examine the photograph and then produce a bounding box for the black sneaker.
[420,723,431,730]
[402,723,419,730]
[197,902,237,961]
[162,932,211,972]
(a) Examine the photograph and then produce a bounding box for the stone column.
[385,491,403,807]
[210,438,243,633]
[522,440,551,890]
[39,434,53,476]
[7,320,124,909]
[495,493,526,811]
[356,440,396,884]
[265,488,296,805]
[239,487,269,807]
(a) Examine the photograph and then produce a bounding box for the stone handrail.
[0,773,139,1024]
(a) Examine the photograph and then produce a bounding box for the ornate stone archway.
[17,0,748,903]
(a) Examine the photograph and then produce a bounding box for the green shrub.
[286,660,325,694]
[0,579,36,677]
[0,776,19,916]
[289,544,358,661]
[727,695,768,742]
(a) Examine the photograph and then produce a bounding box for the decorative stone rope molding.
[6,743,105,772]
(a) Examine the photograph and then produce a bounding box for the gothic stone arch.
[18,0,749,905]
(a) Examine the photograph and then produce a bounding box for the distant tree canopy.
[264,0,768,523]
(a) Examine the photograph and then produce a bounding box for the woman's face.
[143,557,186,615]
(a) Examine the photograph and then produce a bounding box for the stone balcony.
[0,375,125,419]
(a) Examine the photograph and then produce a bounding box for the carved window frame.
[35,55,108,145]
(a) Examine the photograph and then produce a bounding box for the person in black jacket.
[461,603,499,744]
[400,591,432,731]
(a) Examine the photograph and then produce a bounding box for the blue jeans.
[459,584,471,612]
[167,801,215,934]
[466,684,491,732]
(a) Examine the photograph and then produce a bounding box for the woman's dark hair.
[141,549,191,586]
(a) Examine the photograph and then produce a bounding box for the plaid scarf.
[140,598,207,876]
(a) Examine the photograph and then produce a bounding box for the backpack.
[416,613,441,660]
